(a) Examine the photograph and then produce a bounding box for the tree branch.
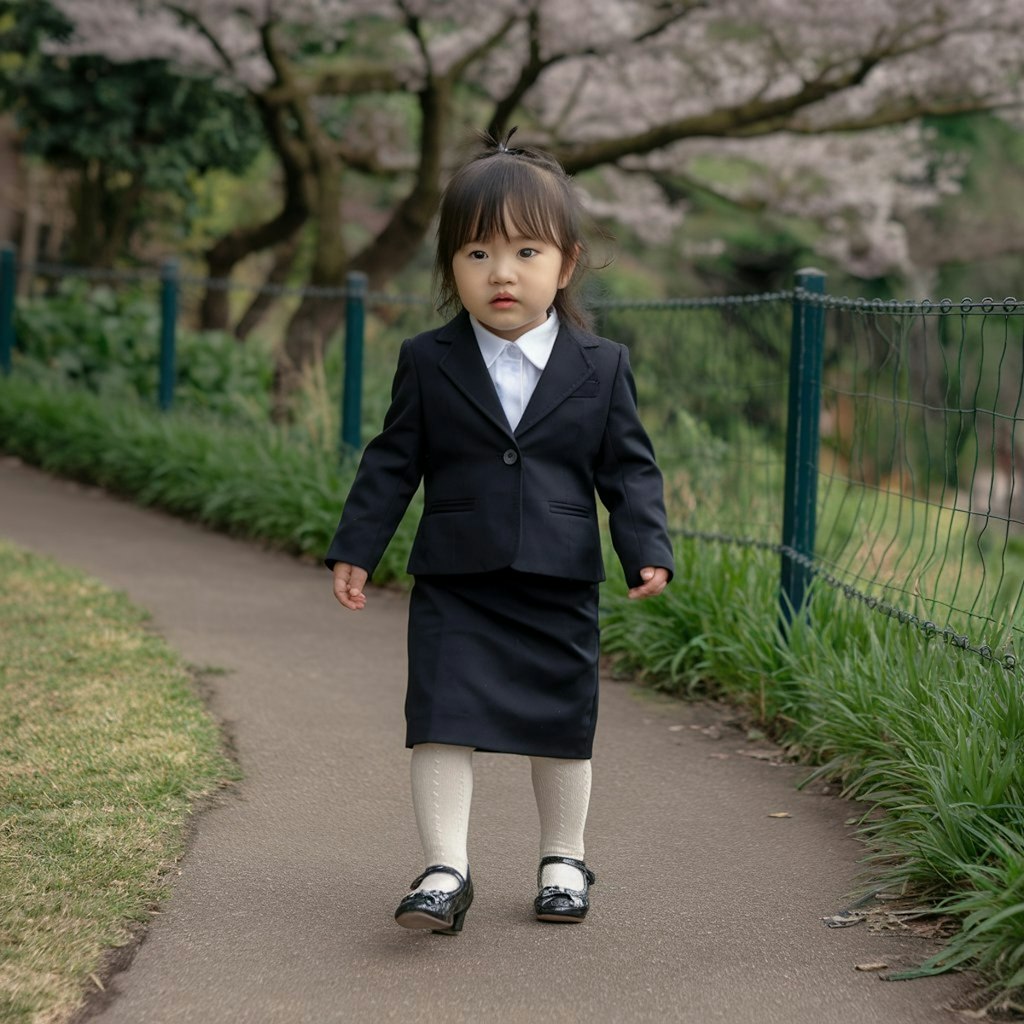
[487,9,542,138]
[487,0,710,139]
[350,80,448,286]
[645,167,767,214]
[553,19,1013,174]
[632,0,711,45]
[265,64,404,103]
[556,81,856,172]
[397,0,433,78]
[161,2,237,75]
[666,18,1015,154]
[445,13,520,82]
[334,144,411,176]
[787,96,1020,134]
[261,21,323,160]
[197,20,314,327]
[233,231,302,341]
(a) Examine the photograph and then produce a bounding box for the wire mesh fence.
[4,252,1024,669]
[812,295,1024,665]
[592,296,791,548]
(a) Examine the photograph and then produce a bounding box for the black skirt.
[405,569,600,759]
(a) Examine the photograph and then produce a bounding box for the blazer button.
[502,449,519,465]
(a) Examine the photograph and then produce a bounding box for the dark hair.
[434,129,593,330]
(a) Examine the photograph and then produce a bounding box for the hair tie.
[498,126,521,154]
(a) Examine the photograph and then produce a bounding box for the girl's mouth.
[491,295,516,308]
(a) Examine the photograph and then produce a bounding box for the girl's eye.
[518,248,538,258]
[468,250,487,260]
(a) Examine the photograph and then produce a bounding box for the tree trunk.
[271,155,345,421]
[17,160,41,296]
[348,83,447,287]
[199,90,313,331]
[233,231,301,341]
[96,170,144,268]
[68,161,101,266]
[270,79,450,420]
[200,203,308,330]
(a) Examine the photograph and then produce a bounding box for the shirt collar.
[470,312,560,371]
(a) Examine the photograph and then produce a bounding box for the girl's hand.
[333,562,369,611]
[627,566,669,600]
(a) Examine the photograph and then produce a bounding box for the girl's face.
[452,225,574,342]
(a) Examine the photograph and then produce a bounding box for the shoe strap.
[409,864,468,890]
[537,855,596,887]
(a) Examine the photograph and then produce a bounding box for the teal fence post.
[341,270,367,457]
[780,268,827,625]
[158,259,178,411]
[0,245,16,376]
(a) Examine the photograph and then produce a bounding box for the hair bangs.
[452,160,571,252]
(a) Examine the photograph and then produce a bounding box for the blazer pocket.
[549,500,592,519]
[569,377,599,398]
[425,497,476,516]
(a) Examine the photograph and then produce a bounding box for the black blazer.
[324,311,675,588]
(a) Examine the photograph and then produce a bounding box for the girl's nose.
[489,258,516,284]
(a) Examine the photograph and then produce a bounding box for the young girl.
[325,129,674,935]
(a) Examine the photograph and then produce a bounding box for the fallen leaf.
[89,973,106,991]
[737,749,778,760]
[707,753,730,760]
[767,812,791,818]
[822,912,864,928]
[700,725,722,739]
[668,725,685,732]
[854,962,889,972]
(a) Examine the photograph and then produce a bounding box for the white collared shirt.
[470,312,559,431]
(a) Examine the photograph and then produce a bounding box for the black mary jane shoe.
[394,864,473,935]
[534,855,596,924]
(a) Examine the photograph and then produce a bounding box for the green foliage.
[3,46,261,186]
[0,0,262,259]
[602,540,1024,1008]
[0,0,72,106]
[14,281,273,419]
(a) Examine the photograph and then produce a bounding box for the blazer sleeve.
[324,339,423,577]
[594,344,675,588]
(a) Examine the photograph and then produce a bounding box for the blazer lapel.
[515,323,596,438]
[437,311,513,437]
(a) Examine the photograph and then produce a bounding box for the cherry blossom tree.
[46,0,1024,413]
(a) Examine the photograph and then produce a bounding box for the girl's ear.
[558,244,581,289]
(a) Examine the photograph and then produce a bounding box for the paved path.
[0,458,972,1023]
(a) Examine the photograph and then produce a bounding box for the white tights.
[409,743,592,893]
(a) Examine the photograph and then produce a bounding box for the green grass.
[0,541,239,1024]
